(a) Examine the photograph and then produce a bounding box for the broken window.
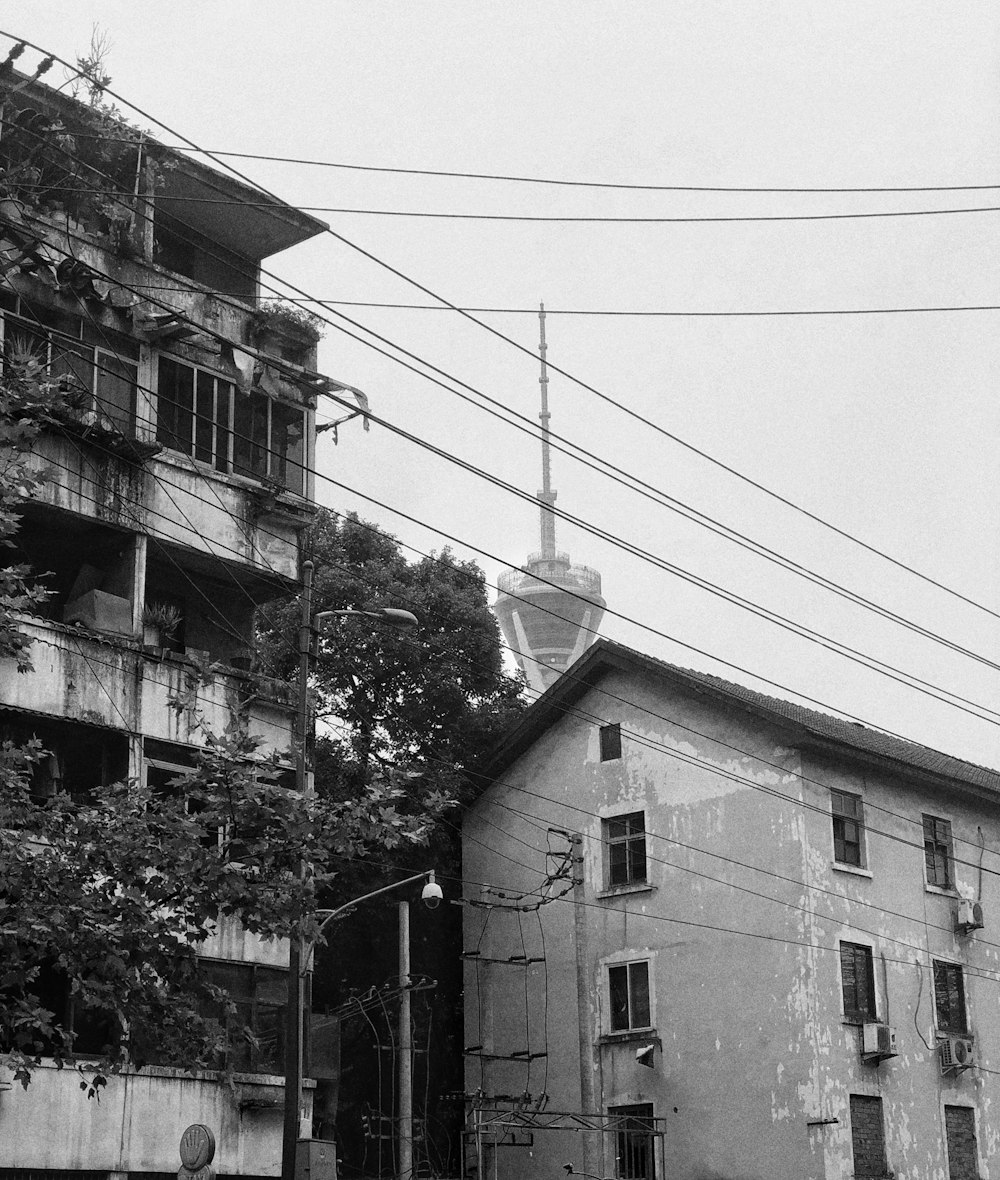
[198,959,291,1074]
[840,942,877,1021]
[934,961,968,1034]
[12,505,136,632]
[0,296,139,434]
[156,353,305,494]
[608,961,651,1032]
[0,711,129,806]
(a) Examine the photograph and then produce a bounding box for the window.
[605,812,647,888]
[608,961,651,1031]
[156,353,305,494]
[944,1106,979,1180]
[849,1095,888,1178]
[831,789,865,867]
[1,299,139,433]
[198,959,290,1074]
[609,1104,656,1180]
[600,722,622,761]
[934,961,968,1034]
[840,942,877,1021]
[923,814,954,889]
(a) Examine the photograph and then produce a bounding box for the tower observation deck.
[494,306,606,694]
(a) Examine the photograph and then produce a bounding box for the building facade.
[0,71,360,1179]
[463,639,1000,1180]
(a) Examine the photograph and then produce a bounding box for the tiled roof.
[484,638,1000,794]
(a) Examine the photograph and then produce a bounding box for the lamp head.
[421,878,444,909]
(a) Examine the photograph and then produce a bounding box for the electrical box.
[295,1139,338,1180]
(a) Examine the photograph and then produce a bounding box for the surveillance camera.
[421,881,444,909]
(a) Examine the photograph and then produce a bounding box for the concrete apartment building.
[0,70,359,1178]
[463,639,999,1180]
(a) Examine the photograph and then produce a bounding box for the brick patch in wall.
[850,1094,888,1178]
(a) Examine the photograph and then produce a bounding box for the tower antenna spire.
[538,302,557,558]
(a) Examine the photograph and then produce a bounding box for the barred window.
[609,1104,656,1180]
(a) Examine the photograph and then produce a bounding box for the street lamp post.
[281,583,419,1180]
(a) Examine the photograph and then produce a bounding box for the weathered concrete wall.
[0,1060,302,1175]
[464,666,998,1180]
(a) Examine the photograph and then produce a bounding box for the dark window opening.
[11,505,135,634]
[198,959,292,1075]
[923,814,954,889]
[153,215,257,302]
[0,958,119,1059]
[840,942,877,1022]
[934,961,968,1034]
[608,961,651,1031]
[144,550,257,666]
[0,711,128,806]
[157,353,305,494]
[606,812,647,888]
[600,722,622,761]
[609,1104,656,1180]
[849,1094,888,1179]
[831,789,865,867]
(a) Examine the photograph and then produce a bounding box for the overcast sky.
[10,3,1000,768]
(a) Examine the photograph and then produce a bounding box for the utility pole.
[398,899,414,1180]
[282,559,314,1180]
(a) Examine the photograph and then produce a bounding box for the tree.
[257,509,525,1178]
[0,367,433,1090]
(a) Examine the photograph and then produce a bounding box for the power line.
[34,132,1000,195]
[16,183,1000,224]
[18,206,996,713]
[7,78,995,632]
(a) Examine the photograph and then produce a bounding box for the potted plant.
[142,602,181,650]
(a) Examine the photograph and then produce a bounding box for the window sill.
[925,884,960,897]
[832,863,873,879]
[596,883,656,900]
[598,1030,660,1047]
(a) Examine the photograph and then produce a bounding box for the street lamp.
[281,568,420,1180]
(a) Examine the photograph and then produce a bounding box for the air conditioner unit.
[939,1035,975,1073]
[956,900,985,934]
[861,1022,898,1062]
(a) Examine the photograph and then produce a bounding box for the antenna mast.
[537,302,557,558]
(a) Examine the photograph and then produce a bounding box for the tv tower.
[494,305,606,694]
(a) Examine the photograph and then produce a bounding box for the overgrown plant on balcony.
[248,299,324,348]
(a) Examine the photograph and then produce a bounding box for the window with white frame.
[604,811,648,888]
[608,960,651,1032]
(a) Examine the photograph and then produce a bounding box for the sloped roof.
[481,638,1000,796]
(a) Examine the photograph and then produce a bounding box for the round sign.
[180,1125,216,1171]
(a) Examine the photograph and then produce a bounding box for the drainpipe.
[573,833,600,1177]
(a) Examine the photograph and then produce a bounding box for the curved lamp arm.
[302,869,439,974]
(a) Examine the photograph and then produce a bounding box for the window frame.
[0,299,139,434]
[607,960,652,1033]
[600,722,622,762]
[156,351,306,495]
[603,810,648,890]
[840,941,877,1023]
[830,789,866,869]
[923,814,955,890]
[933,960,969,1035]
[608,1103,657,1180]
